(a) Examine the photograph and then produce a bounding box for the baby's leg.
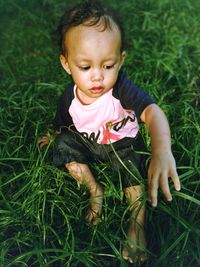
[122,185,147,263]
[65,162,103,225]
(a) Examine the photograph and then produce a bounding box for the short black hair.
[58,0,124,54]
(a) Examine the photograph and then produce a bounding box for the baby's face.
[60,23,125,104]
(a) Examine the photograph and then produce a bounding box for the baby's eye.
[104,65,115,69]
[79,66,90,71]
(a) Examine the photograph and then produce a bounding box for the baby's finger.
[38,136,50,149]
[38,137,46,144]
[170,170,181,191]
[159,173,172,202]
[38,137,47,144]
[148,174,159,207]
[39,141,48,149]
[38,138,46,144]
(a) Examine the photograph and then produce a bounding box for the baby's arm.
[140,104,181,207]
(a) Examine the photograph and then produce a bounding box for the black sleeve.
[113,70,155,121]
[52,84,75,131]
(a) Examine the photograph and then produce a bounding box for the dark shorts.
[53,129,147,188]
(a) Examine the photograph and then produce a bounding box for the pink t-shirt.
[53,70,155,144]
[69,86,139,144]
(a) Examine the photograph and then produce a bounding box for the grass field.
[0,0,200,266]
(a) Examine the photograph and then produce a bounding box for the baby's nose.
[91,68,104,82]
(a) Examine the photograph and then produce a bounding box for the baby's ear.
[60,54,71,75]
[119,51,126,69]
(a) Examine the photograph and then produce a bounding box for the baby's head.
[58,0,125,55]
[58,0,126,103]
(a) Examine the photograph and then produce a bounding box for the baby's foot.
[86,183,104,225]
[122,222,147,264]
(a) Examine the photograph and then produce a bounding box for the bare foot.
[122,221,147,264]
[86,183,104,225]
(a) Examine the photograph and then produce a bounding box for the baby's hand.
[38,133,51,149]
[147,151,181,207]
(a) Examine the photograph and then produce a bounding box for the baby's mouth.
[90,87,104,94]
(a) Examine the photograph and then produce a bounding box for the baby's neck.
[76,87,98,105]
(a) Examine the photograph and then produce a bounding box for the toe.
[86,209,99,225]
[139,252,148,263]
[122,248,133,263]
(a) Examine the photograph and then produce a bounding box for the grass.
[0,0,200,266]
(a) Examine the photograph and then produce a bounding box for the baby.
[39,0,181,263]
